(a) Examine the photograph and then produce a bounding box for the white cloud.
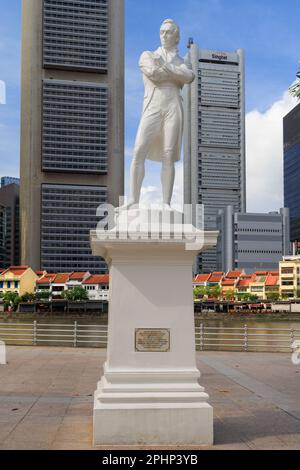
[0,80,6,104]
[246,90,298,213]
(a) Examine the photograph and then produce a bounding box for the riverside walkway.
[0,347,299,450]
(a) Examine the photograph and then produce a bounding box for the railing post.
[244,324,248,352]
[290,328,295,351]
[33,321,37,346]
[74,321,77,348]
[200,323,204,351]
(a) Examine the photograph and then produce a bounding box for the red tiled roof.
[1,266,29,276]
[53,273,72,284]
[35,271,46,277]
[36,274,56,285]
[237,279,251,288]
[193,274,210,283]
[221,279,236,287]
[83,275,110,285]
[265,274,279,287]
[208,272,224,283]
[226,271,243,279]
[68,272,89,281]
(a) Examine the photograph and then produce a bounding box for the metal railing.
[195,324,300,351]
[0,322,108,348]
[0,322,299,352]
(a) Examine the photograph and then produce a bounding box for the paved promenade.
[0,347,299,450]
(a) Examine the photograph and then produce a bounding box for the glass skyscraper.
[284,103,300,243]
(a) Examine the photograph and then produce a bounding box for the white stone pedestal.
[90,224,218,446]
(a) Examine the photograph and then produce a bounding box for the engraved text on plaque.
[135,329,170,353]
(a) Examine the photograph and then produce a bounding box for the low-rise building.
[0,266,39,296]
[279,256,300,299]
[66,272,91,290]
[82,275,110,301]
[207,272,224,286]
[217,206,291,273]
[235,275,253,298]
[193,274,211,288]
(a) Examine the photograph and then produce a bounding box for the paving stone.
[0,347,299,450]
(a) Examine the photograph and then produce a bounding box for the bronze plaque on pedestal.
[135,329,170,353]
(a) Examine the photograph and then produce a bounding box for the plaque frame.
[135,328,171,353]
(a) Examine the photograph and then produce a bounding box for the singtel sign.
[212,53,228,61]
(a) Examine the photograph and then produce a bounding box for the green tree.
[249,294,259,302]
[62,287,89,302]
[294,288,300,299]
[237,293,251,302]
[20,292,36,303]
[266,292,280,302]
[3,292,21,311]
[193,286,207,300]
[225,289,235,301]
[207,285,221,299]
[35,290,51,301]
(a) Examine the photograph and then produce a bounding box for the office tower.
[184,45,246,273]
[217,206,291,274]
[1,177,20,188]
[20,0,124,273]
[0,184,20,268]
[284,102,300,243]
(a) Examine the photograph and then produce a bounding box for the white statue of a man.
[122,19,195,211]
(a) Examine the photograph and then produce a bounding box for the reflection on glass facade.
[0,185,20,267]
[41,184,107,273]
[43,0,109,71]
[284,103,300,243]
[42,80,108,173]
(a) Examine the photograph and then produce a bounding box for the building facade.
[1,177,20,188]
[284,103,300,244]
[20,0,124,273]
[217,207,291,273]
[184,44,246,273]
[279,256,300,299]
[0,184,20,268]
[0,266,39,296]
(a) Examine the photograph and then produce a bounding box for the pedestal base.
[90,225,218,446]
[94,400,213,446]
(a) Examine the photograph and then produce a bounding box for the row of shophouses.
[0,255,300,303]
[194,255,300,300]
[0,267,109,301]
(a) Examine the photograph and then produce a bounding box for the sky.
[0,0,299,212]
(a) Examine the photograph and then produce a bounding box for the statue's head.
[160,19,180,49]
